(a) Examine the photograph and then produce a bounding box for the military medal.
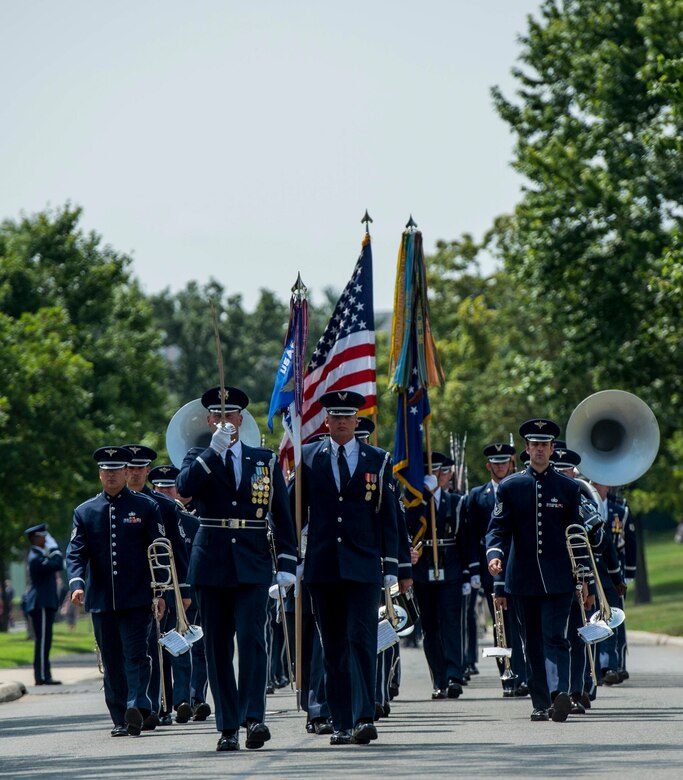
[365,491,372,501]
[256,507,263,518]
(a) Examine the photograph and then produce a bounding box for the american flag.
[280,236,376,469]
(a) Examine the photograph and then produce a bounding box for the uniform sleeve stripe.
[196,456,211,474]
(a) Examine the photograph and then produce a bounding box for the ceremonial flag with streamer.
[268,275,309,467]
[279,235,376,471]
[390,224,444,508]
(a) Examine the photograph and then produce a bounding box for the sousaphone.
[166,398,261,468]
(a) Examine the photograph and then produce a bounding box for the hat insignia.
[129,446,141,454]
[220,388,230,401]
[160,467,171,474]
[555,449,566,458]
[534,420,547,429]
[105,448,118,456]
[495,444,502,451]
[338,392,348,400]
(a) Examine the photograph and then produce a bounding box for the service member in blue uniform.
[486,419,583,723]
[24,523,63,686]
[123,444,194,728]
[176,385,297,752]
[294,390,399,746]
[148,464,209,719]
[67,447,166,737]
[407,452,469,700]
[466,443,527,696]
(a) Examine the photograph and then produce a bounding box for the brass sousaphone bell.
[166,398,262,468]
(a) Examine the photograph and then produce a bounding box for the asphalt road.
[1,631,682,779]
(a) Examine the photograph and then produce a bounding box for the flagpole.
[361,210,379,448]
[291,274,307,714]
[424,418,440,580]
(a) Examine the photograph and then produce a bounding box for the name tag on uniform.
[429,568,445,582]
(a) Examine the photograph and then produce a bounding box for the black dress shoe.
[447,680,463,698]
[159,713,174,726]
[245,721,271,750]
[266,683,275,695]
[36,679,62,685]
[388,683,399,700]
[382,702,390,718]
[217,733,239,752]
[514,682,529,697]
[193,702,211,721]
[432,689,446,700]
[330,729,353,745]
[125,707,143,736]
[351,721,378,744]
[175,701,192,724]
[313,718,334,735]
[619,670,630,681]
[306,721,315,734]
[374,703,384,721]
[570,695,586,715]
[579,692,592,710]
[502,688,515,698]
[603,669,621,685]
[469,663,480,675]
[110,725,128,737]
[551,692,571,722]
[530,708,549,722]
[142,712,159,731]
[275,676,290,688]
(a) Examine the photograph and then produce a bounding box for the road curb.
[630,629,683,648]
[0,681,27,703]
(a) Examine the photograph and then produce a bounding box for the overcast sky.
[1,1,541,312]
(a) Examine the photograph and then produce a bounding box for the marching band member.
[407,452,469,700]
[466,443,527,696]
[123,445,193,728]
[176,386,297,752]
[66,447,165,737]
[147,465,208,717]
[294,390,398,746]
[486,419,582,723]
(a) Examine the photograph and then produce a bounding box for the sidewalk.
[0,653,102,702]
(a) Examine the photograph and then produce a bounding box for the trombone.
[481,598,517,681]
[565,524,626,683]
[147,538,203,657]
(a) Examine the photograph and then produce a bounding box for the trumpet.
[565,523,625,644]
[147,538,203,657]
[482,598,517,681]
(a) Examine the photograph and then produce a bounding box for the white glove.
[210,425,233,454]
[470,575,481,590]
[462,582,472,596]
[423,474,438,493]
[625,578,634,586]
[384,575,398,589]
[44,532,59,552]
[294,562,305,598]
[276,571,296,590]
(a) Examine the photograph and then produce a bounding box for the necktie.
[338,444,351,489]
[225,449,236,491]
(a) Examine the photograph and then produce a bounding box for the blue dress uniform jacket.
[177,444,297,584]
[298,439,399,584]
[408,489,468,584]
[67,487,165,612]
[486,466,583,596]
[465,481,498,592]
[140,485,190,597]
[25,546,63,612]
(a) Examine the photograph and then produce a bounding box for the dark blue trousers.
[309,582,379,732]
[30,608,56,684]
[413,580,464,690]
[186,602,208,707]
[92,607,153,726]
[195,583,269,732]
[514,592,573,710]
[148,598,192,712]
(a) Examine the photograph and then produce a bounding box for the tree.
[0,205,169,627]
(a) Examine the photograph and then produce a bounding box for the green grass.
[0,614,97,668]
[624,530,683,636]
